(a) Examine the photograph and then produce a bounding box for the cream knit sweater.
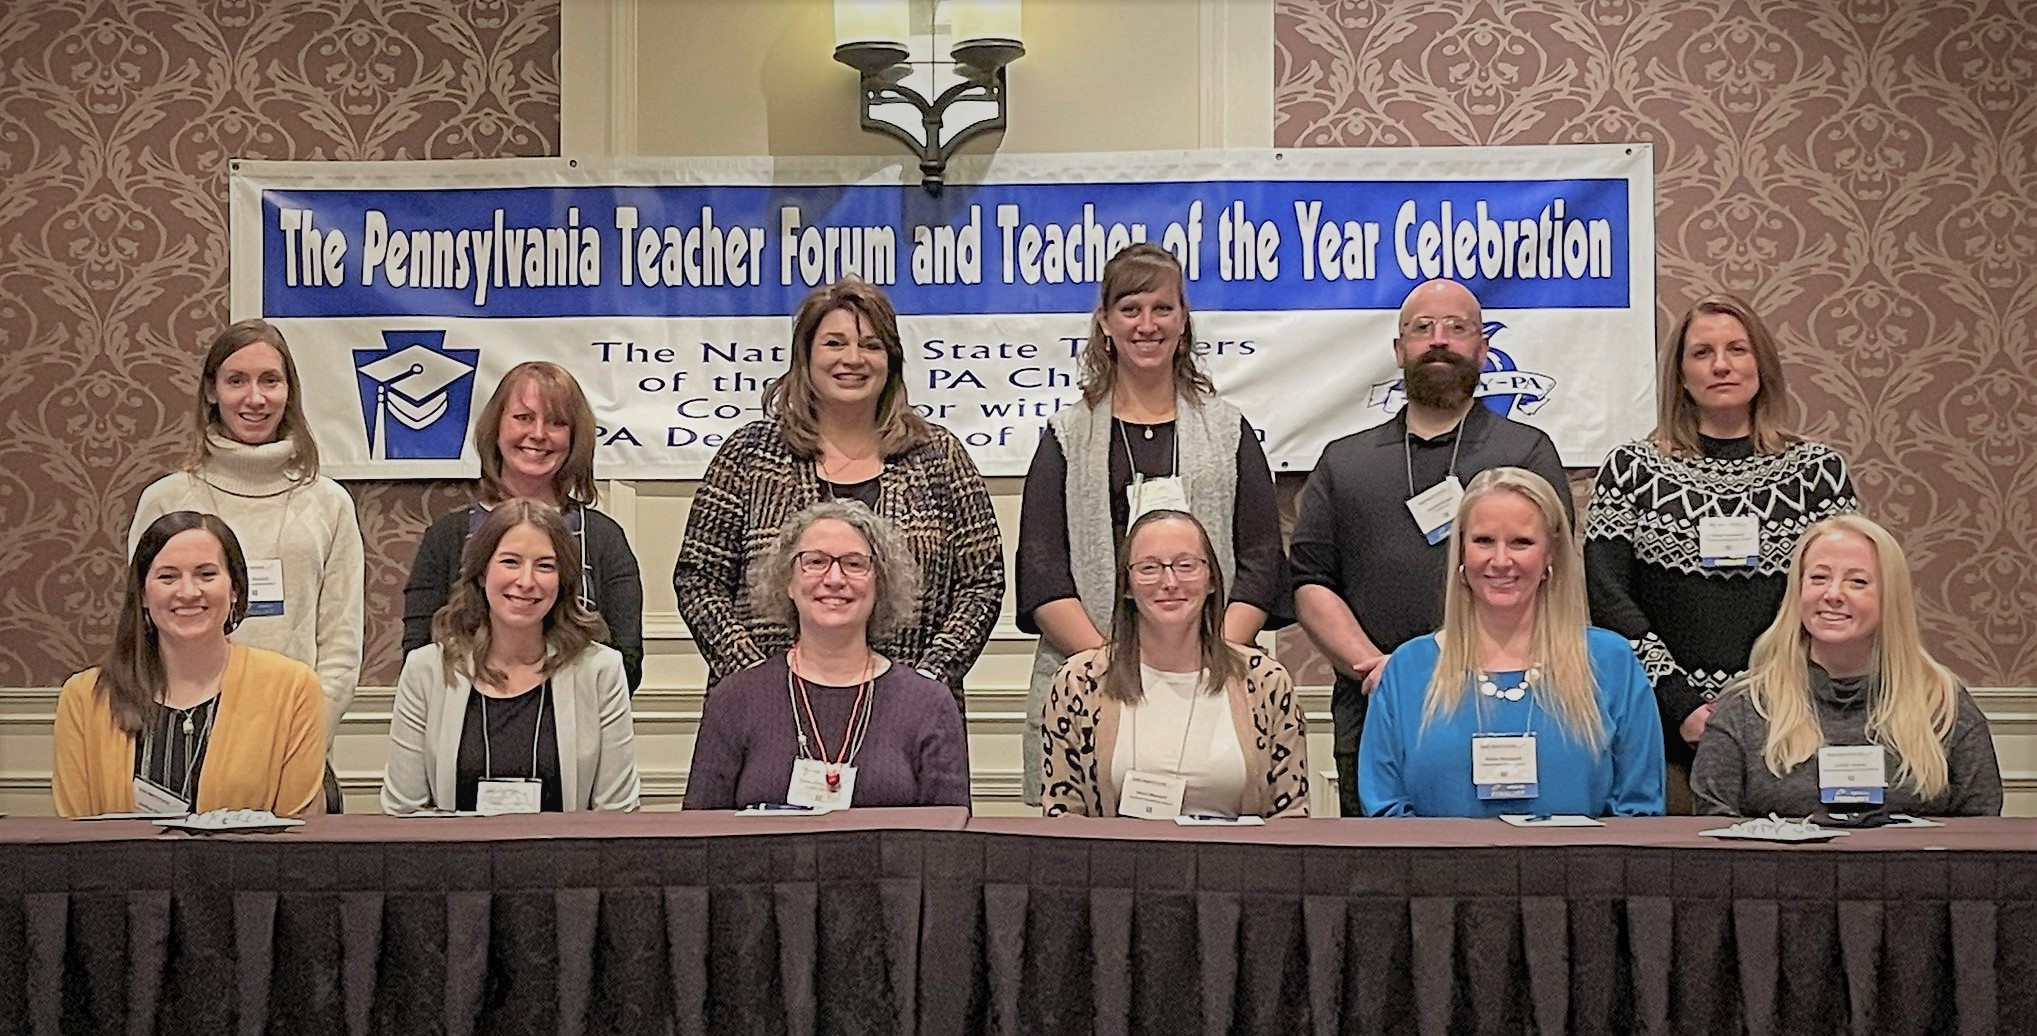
[130,432,364,737]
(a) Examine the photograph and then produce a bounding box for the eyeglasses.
[1401,315,1480,341]
[1128,557,1210,584]
[794,550,874,578]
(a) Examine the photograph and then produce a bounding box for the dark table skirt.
[1,813,2031,1036]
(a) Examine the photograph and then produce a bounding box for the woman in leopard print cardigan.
[1040,510,1308,818]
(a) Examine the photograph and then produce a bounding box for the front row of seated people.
[53,484,2000,821]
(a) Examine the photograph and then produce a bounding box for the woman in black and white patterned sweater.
[1584,293,1856,789]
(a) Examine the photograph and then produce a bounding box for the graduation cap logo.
[1364,322,1556,416]
[353,330,479,460]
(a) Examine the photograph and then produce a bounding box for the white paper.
[1698,515,1759,566]
[787,758,857,810]
[1498,814,1604,827]
[1172,814,1266,827]
[1117,770,1188,820]
[1405,475,1464,544]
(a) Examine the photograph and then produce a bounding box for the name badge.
[475,778,542,814]
[1117,769,1188,820]
[1127,475,1191,521]
[1472,734,1539,800]
[1406,475,1465,545]
[244,558,286,617]
[1699,515,1760,568]
[788,758,857,810]
[1817,745,1887,805]
[132,775,188,815]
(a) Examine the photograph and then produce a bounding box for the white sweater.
[130,432,364,736]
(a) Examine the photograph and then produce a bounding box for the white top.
[1109,663,1249,816]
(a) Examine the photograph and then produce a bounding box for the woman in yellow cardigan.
[54,511,326,817]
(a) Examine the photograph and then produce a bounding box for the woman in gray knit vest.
[1691,514,2001,817]
[1015,243,1290,805]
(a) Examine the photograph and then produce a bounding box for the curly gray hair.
[747,501,924,640]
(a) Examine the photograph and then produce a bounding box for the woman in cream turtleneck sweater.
[130,319,364,740]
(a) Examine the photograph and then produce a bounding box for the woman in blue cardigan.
[1360,467,1664,817]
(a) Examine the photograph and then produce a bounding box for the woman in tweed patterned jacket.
[673,279,1004,699]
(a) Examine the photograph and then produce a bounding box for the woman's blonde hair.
[432,500,610,688]
[473,362,600,507]
[763,278,930,457]
[1651,293,1800,457]
[1738,515,1961,797]
[1422,468,1603,750]
[1076,243,1215,406]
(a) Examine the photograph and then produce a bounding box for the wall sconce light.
[834,0,1024,194]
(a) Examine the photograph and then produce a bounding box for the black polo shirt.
[1290,404,1571,755]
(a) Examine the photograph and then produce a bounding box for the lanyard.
[480,681,547,781]
[1117,419,1179,482]
[786,647,876,769]
[141,699,219,805]
[1404,411,1469,498]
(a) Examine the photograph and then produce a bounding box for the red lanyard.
[789,646,874,788]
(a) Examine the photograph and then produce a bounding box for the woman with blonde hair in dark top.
[1691,515,2001,817]
[403,362,645,690]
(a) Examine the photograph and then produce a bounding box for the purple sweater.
[683,652,972,810]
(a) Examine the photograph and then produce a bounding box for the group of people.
[50,242,2003,824]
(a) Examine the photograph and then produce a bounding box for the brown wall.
[1271,0,2037,687]
[2,0,2029,691]
[0,0,560,686]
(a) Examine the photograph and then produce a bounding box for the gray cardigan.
[1690,665,2001,817]
[382,642,641,813]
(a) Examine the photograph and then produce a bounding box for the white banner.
[229,147,1656,479]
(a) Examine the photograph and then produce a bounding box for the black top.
[1584,435,1856,765]
[1015,415,1290,628]
[133,698,221,810]
[453,681,565,812]
[403,504,645,690]
[1691,665,2003,817]
[683,655,973,810]
[821,476,883,509]
[1288,404,1571,754]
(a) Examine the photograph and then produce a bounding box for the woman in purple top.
[683,501,971,810]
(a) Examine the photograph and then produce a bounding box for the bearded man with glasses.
[1290,279,1572,816]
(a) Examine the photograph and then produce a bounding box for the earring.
[1104,336,1117,359]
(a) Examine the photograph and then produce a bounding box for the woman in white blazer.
[383,500,639,813]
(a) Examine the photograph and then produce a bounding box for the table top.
[2,811,2030,852]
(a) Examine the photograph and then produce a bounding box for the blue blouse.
[1359,627,1665,817]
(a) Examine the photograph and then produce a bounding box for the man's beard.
[1403,347,1482,409]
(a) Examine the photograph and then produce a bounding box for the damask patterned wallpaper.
[0,0,559,686]
[1272,0,2036,687]
[2,1,2027,693]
